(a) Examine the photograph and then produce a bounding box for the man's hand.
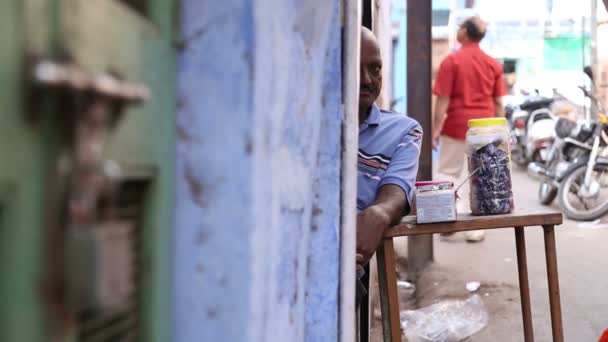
[356,253,365,274]
[432,129,441,151]
[494,96,505,117]
[433,95,450,150]
[357,185,408,265]
[356,205,391,266]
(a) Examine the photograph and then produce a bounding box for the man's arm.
[356,184,407,264]
[432,56,454,151]
[494,96,505,117]
[493,63,507,117]
[356,123,422,265]
[433,95,450,150]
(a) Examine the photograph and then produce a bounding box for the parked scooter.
[510,96,555,167]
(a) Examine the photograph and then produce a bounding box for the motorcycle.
[557,117,608,220]
[506,104,527,160]
[528,117,595,205]
[509,96,555,167]
[556,87,608,220]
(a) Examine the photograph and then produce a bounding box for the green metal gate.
[0,1,177,341]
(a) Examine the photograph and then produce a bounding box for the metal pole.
[591,0,599,119]
[406,0,433,275]
[340,1,361,341]
[583,16,590,121]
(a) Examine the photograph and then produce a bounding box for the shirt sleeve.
[378,122,423,208]
[433,57,454,96]
[493,64,508,97]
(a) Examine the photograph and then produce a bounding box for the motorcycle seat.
[520,97,554,112]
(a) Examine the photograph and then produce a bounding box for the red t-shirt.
[433,42,507,140]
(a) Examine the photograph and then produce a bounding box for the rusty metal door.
[0,1,177,341]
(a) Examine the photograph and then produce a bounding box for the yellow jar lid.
[468,117,507,127]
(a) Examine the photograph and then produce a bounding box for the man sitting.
[356,27,422,305]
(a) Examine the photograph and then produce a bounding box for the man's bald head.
[359,27,382,121]
[459,16,486,43]
[361,26,377,46]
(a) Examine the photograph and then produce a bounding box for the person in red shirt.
[432,16,506,242]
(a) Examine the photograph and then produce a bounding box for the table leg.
[359,264,370,342]
[377,238,402,342]
[543,225,564,342]
[514,227,535,342]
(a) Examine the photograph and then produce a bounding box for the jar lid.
[468,117,507,128]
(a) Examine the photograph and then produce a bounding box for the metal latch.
[34,58,151,332]
[32,60,149,102]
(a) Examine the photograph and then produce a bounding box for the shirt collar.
[363,104,381,127]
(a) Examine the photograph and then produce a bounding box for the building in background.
[391,0,598,139]
[440,0,594,107]
[596,0,608,107]
[391,0,450,113]
[389,0,598,170]
[391,0,408,114]
[390,0,451,167]
[373,0,396,110]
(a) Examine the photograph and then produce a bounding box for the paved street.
[373,167,608,341]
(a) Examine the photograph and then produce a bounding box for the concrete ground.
[371,167,608,341]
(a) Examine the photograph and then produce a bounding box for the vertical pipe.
[591,0,599,119]
[406,0,434,275]
[583,16,590,121]
[340,0,361,341]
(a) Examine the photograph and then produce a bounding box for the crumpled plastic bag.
[400,295,489,342]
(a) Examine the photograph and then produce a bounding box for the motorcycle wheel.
[538,180,557,205]
[558,163,608,221]
[512,148,528,169]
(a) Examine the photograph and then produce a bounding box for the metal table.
[376,211,564,342]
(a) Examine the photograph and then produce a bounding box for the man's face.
[359,35,382,112]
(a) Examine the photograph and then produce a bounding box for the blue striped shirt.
[357,104,422,211]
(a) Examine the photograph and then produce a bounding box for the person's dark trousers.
[356,264,370,342]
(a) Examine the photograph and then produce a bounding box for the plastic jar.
[466,118,514,215]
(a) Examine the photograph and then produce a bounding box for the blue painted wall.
[174,1,254,341]
[174,1,342,341]
[392,1,408,114]
[305,2,342,340]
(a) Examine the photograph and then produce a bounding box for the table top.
[384,211,563,238]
